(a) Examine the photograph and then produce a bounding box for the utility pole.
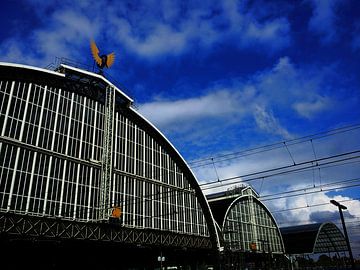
[330,200,355,270]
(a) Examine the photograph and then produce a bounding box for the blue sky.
[1,0,360,255]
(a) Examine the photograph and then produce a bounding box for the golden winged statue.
[90,39,115,69]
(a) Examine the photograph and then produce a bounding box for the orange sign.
[111,206,122,218]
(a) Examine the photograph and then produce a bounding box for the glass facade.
[222,193,284,254]
[0,70,209,237]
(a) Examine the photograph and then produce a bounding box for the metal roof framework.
[280,222,348,255]
[0,61,220,250]
[207,186,285,254]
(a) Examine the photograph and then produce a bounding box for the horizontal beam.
[0,212,213,250]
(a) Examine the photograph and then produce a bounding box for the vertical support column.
[87,102,98,221]
[73,97,87,219]
[249,196,258,251]
[58,92,75,216]
[42,88,61,215]
[99,84,115,220]
[37,86,57,214]
[112,112,118,207]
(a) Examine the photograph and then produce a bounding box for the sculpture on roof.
[90,39,115,70]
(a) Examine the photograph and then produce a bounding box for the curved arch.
[313,222,347,254]
[222,194,285,253]
[0,61,220,249]
[280,222,348,254]
[129,107,220,249]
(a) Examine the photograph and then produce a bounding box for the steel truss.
[0,212,212,249]
[99,84,115,220]
[0,64,220,250]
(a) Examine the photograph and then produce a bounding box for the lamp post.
[330,199,355,270]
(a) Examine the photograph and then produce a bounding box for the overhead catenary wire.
[284,141,296,165]
[188,123,360,168]
[260,177,360,200]
[310,139,319,166]
[203,158,360,191]
[262,183,360,202]
[200,150,360,190]
[271,197,360,213]
[277,216,360,226]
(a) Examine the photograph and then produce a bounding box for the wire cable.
[188,123,360,168]
[200,151,360,190]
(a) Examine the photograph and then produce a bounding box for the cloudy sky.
[1,0,360,257]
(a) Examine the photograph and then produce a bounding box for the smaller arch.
[280,222,348,255]
[207,186,285,254]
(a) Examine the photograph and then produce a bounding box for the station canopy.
[280,222,348,255]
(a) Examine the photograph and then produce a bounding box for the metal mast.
[99,84,115,220]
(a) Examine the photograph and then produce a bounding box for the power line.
[201,149,360,187]
[200,150,360,190]
[257,159,360,190]
[188,123,360,167]
[263,184,360,202]
[271,198,360,213]
[260,177,360,201]
[277,216,360,226]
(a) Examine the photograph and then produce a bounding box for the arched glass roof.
[0,62,220,250]
[280,222,348,254]
[207,186,284,254]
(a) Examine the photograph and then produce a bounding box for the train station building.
[0,61,351,269]
[0,61,219,269]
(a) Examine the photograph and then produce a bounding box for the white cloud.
[138,90,248,129]
[108,1,290,58]
[243,18,290,50]
[255,57,334,116]
[1,4,103,66]
[268,191,360,227]
[293,96,331,119]
[1,1,291,63]
[113,19,190,57]
[35,10,101,60]
[307,0,340,43]
[253,105,293,139]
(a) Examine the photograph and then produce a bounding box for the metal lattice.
[99,85,115,220]
[0,212,212,249]
[0,63,219,250]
